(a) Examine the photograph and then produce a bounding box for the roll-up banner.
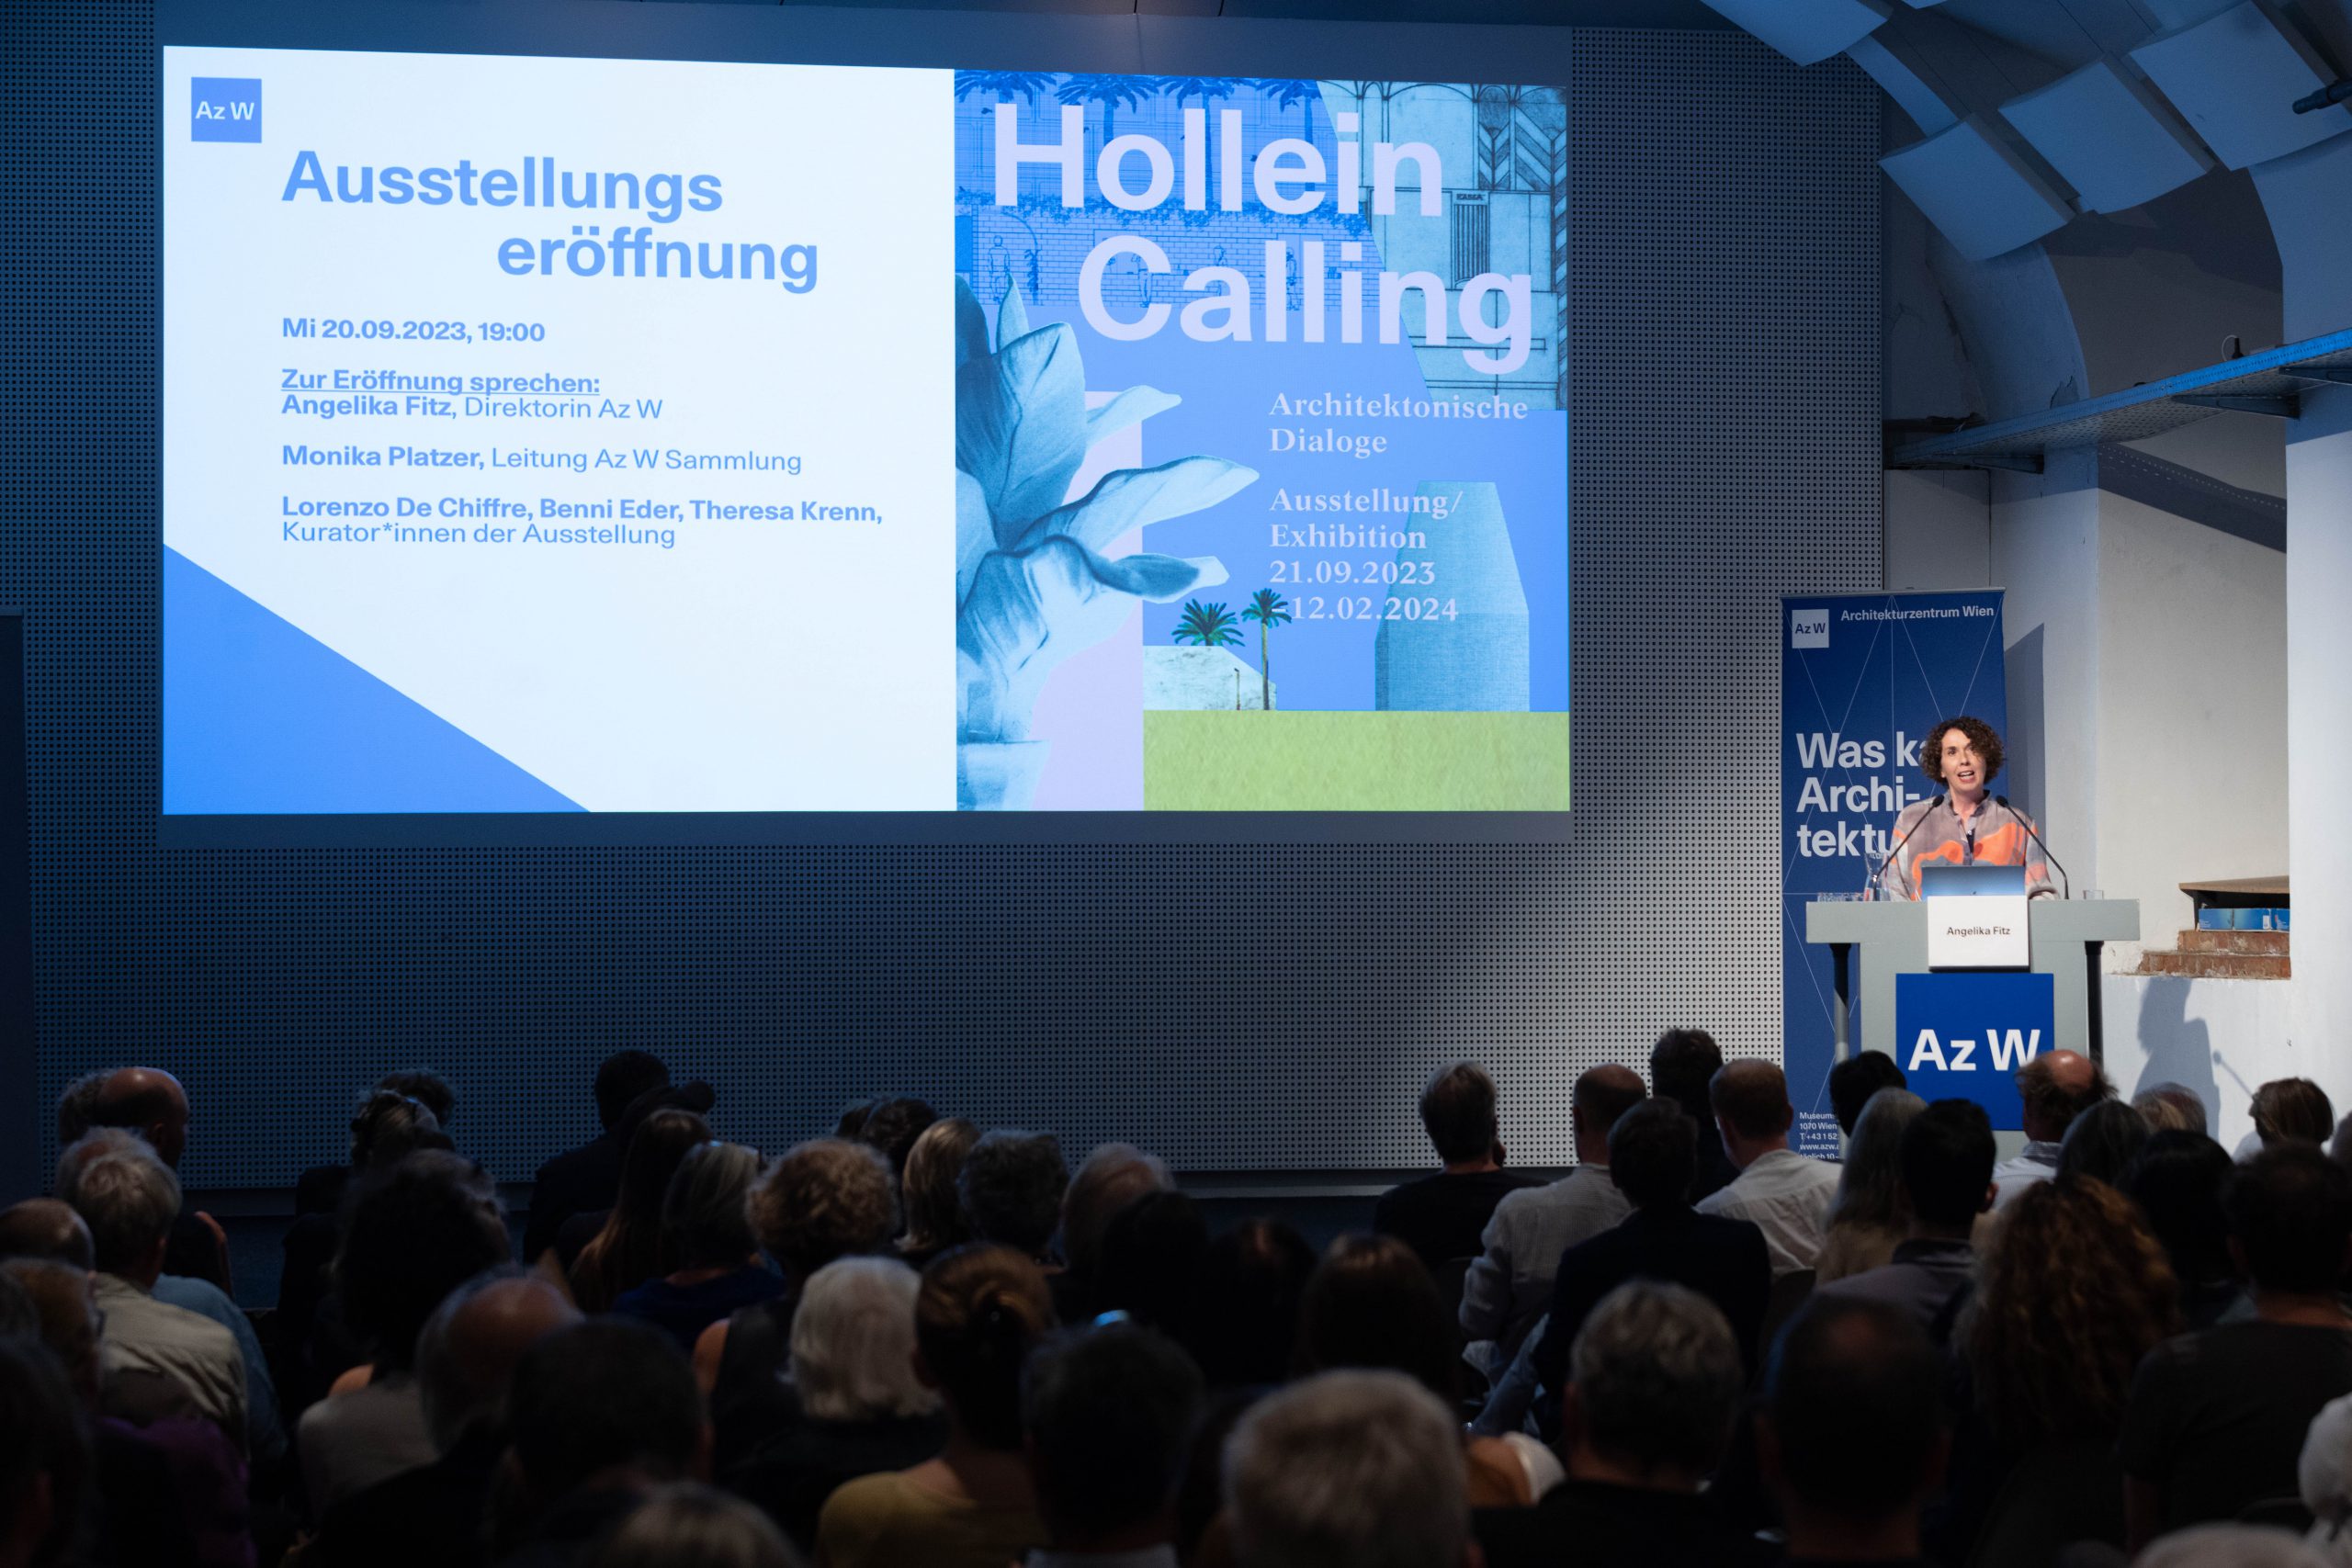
[1781,590,2007,1156]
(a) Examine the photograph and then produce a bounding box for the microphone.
[1996,795,2072,900]
[2294,78,2352,115]
[1867,794,1944,899]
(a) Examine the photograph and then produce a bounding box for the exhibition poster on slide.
[162,48,1568,814]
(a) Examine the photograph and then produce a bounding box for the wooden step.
[2179,929,2290,956]
[2137,950,2291,980]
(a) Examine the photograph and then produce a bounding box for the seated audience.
[1373,1065,1539,1275]
[700,1139,899,1424]
[83,1066,234,1297]
[1938,1174,2177,1562]
[307,1269,580,1568]
[1811,1088,1924,1285]
[492,1318,709,1567]
[1476,1280,1771,1568]
[2300,1392,2352,1563]
[0,1201,93,1271]
[301,1151,512,1517]
[1826,1051,1907,1138]
[1297,1234,1558,1506]
[568,1107,712,1314]
[721,1258,945,1555]
[2135,1083,2211,1137]
[1820,1098,1993,1333]
[1185,1219,1317,1392]
[2256,1078,2339,1151]
[525,1050,672,1264]
[1995,1051,2114,1207]
[1053,1144,1173,1323]
[1651,1028,1739,1202]
[1697,1060,1840,1276]
[2142,1525,2333,1568]
[1758,1298,1949,1567]
[1517,1099,1770,1426]
[1461,1066,1645,1358]
[0,1335,91,1568]
[1022,1320,1203,1567]
[855,1098,938,1183]
[612,1142,784,1354]
[1091,1191,1209,1341]
[299,1072,458,1217]
[583,1483,803,1568]
[2122,1145,2352,1551]
[59,1132,248,1450]
[814,1245,1055,1568]
[2126,1130,2244,1329]
[1224,1369,1476,1568]
[2058,1098,2154,1188]
[897,1120,981,1272]
[957,1132,1069,1269]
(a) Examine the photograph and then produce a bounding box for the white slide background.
[164,47,954,810]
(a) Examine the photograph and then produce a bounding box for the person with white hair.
[722,1257,945,1555]
[1224,1369,1477,1568]
[56,1132,247,1449]
[2140,1524,2331,1568]
[2301,1393,2352,1564]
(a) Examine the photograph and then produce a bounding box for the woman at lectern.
[1873,716,2053,900]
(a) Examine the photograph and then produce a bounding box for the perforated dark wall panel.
[2,14,1876,1189]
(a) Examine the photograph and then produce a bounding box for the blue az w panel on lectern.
[1893,970,2055,1130]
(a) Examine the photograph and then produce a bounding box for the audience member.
[2135,1083,2211,1137]
[549,1081,719,1270]
[2058,1098,2154,1188]
[612,1142,784,1354]
[1054,1144,1174,1321]
[494,1318,709,1567]
[701,1140,898,1453]
[1519,1099,1770,1422]
[1812,1089,1925,1284]
[1476,1281,1771,1568]
[1651,1028,1739,1201]
[84,1066,237,1296]
[309,1269,581,1568]
[525,1052,672,1264]
[1826,1051,1906,1138]
[2122,1145,2352,1551]
[58,1133,248,1449]
[1697,1060,1839,1276]
[834,1100,876,1140]
[296,1072,459,1223]
[957,1132,1069,1267]
[856,1098,938,1182]
[584,1483,803,1568]
[721,1258,944,1555]
[56,1066,115,1148]
[1297,1234,1558,1506]
[2301,1392,2352,1563]
[1373,1064,1539,1275]
[0,1335,91,1568]
[1820,1098,1993,1333]
[898,1119,981,1271]
[2140,1525,2332,1568]
[1758,1298,1948,1567]
[1091,1190,1209,1341]
[814,1245,1054,1568]
[1995,1051,2114,1207]
[1939,1175,2177,1562]
[1022,1321,1203,1567]
[0,1201,93,1271]
[302,1151,513,1517]
[568,1107,712,1314]
[1185,1219,1317,1392]
[2126,1130,2244,1328]
[2256,1078,2339,1150]
[1461,1065,1645,1358]
[1225,1370,1475,1568]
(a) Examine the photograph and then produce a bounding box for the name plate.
[1926,894,2030,969]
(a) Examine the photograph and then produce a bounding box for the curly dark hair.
[1920,716,2003,788]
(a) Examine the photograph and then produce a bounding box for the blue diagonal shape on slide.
[164,547,584,814]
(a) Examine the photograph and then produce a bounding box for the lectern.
[1804,898,2140,1066]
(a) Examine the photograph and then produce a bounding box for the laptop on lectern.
[1919,863,2028,898]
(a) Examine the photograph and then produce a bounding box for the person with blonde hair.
[814,1245,1054,1568]
[899,1119,982,1270]
[1812,1089,1925,1284]
[612,1142,783,1353]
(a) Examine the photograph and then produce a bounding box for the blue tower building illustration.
[1374,482,1531,712]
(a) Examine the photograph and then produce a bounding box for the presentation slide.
[162,46,1568,818]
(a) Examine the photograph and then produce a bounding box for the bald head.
[416,1269,582,1453]
[1,1259,102,1406]
[93,1067,190,1168]
[1710,1061,1795,1160]
[0,1201,94,1271]
[1572,1066,1648,1162]
[2017,1050,2113,1144]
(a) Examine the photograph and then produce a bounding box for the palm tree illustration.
[1240,588,1292,712]
[1057,73,1151,147]
[1155,76,1238,119]
[1263,79,1321,138]
[957,71,1063,115]
[1172,599,1241,652]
